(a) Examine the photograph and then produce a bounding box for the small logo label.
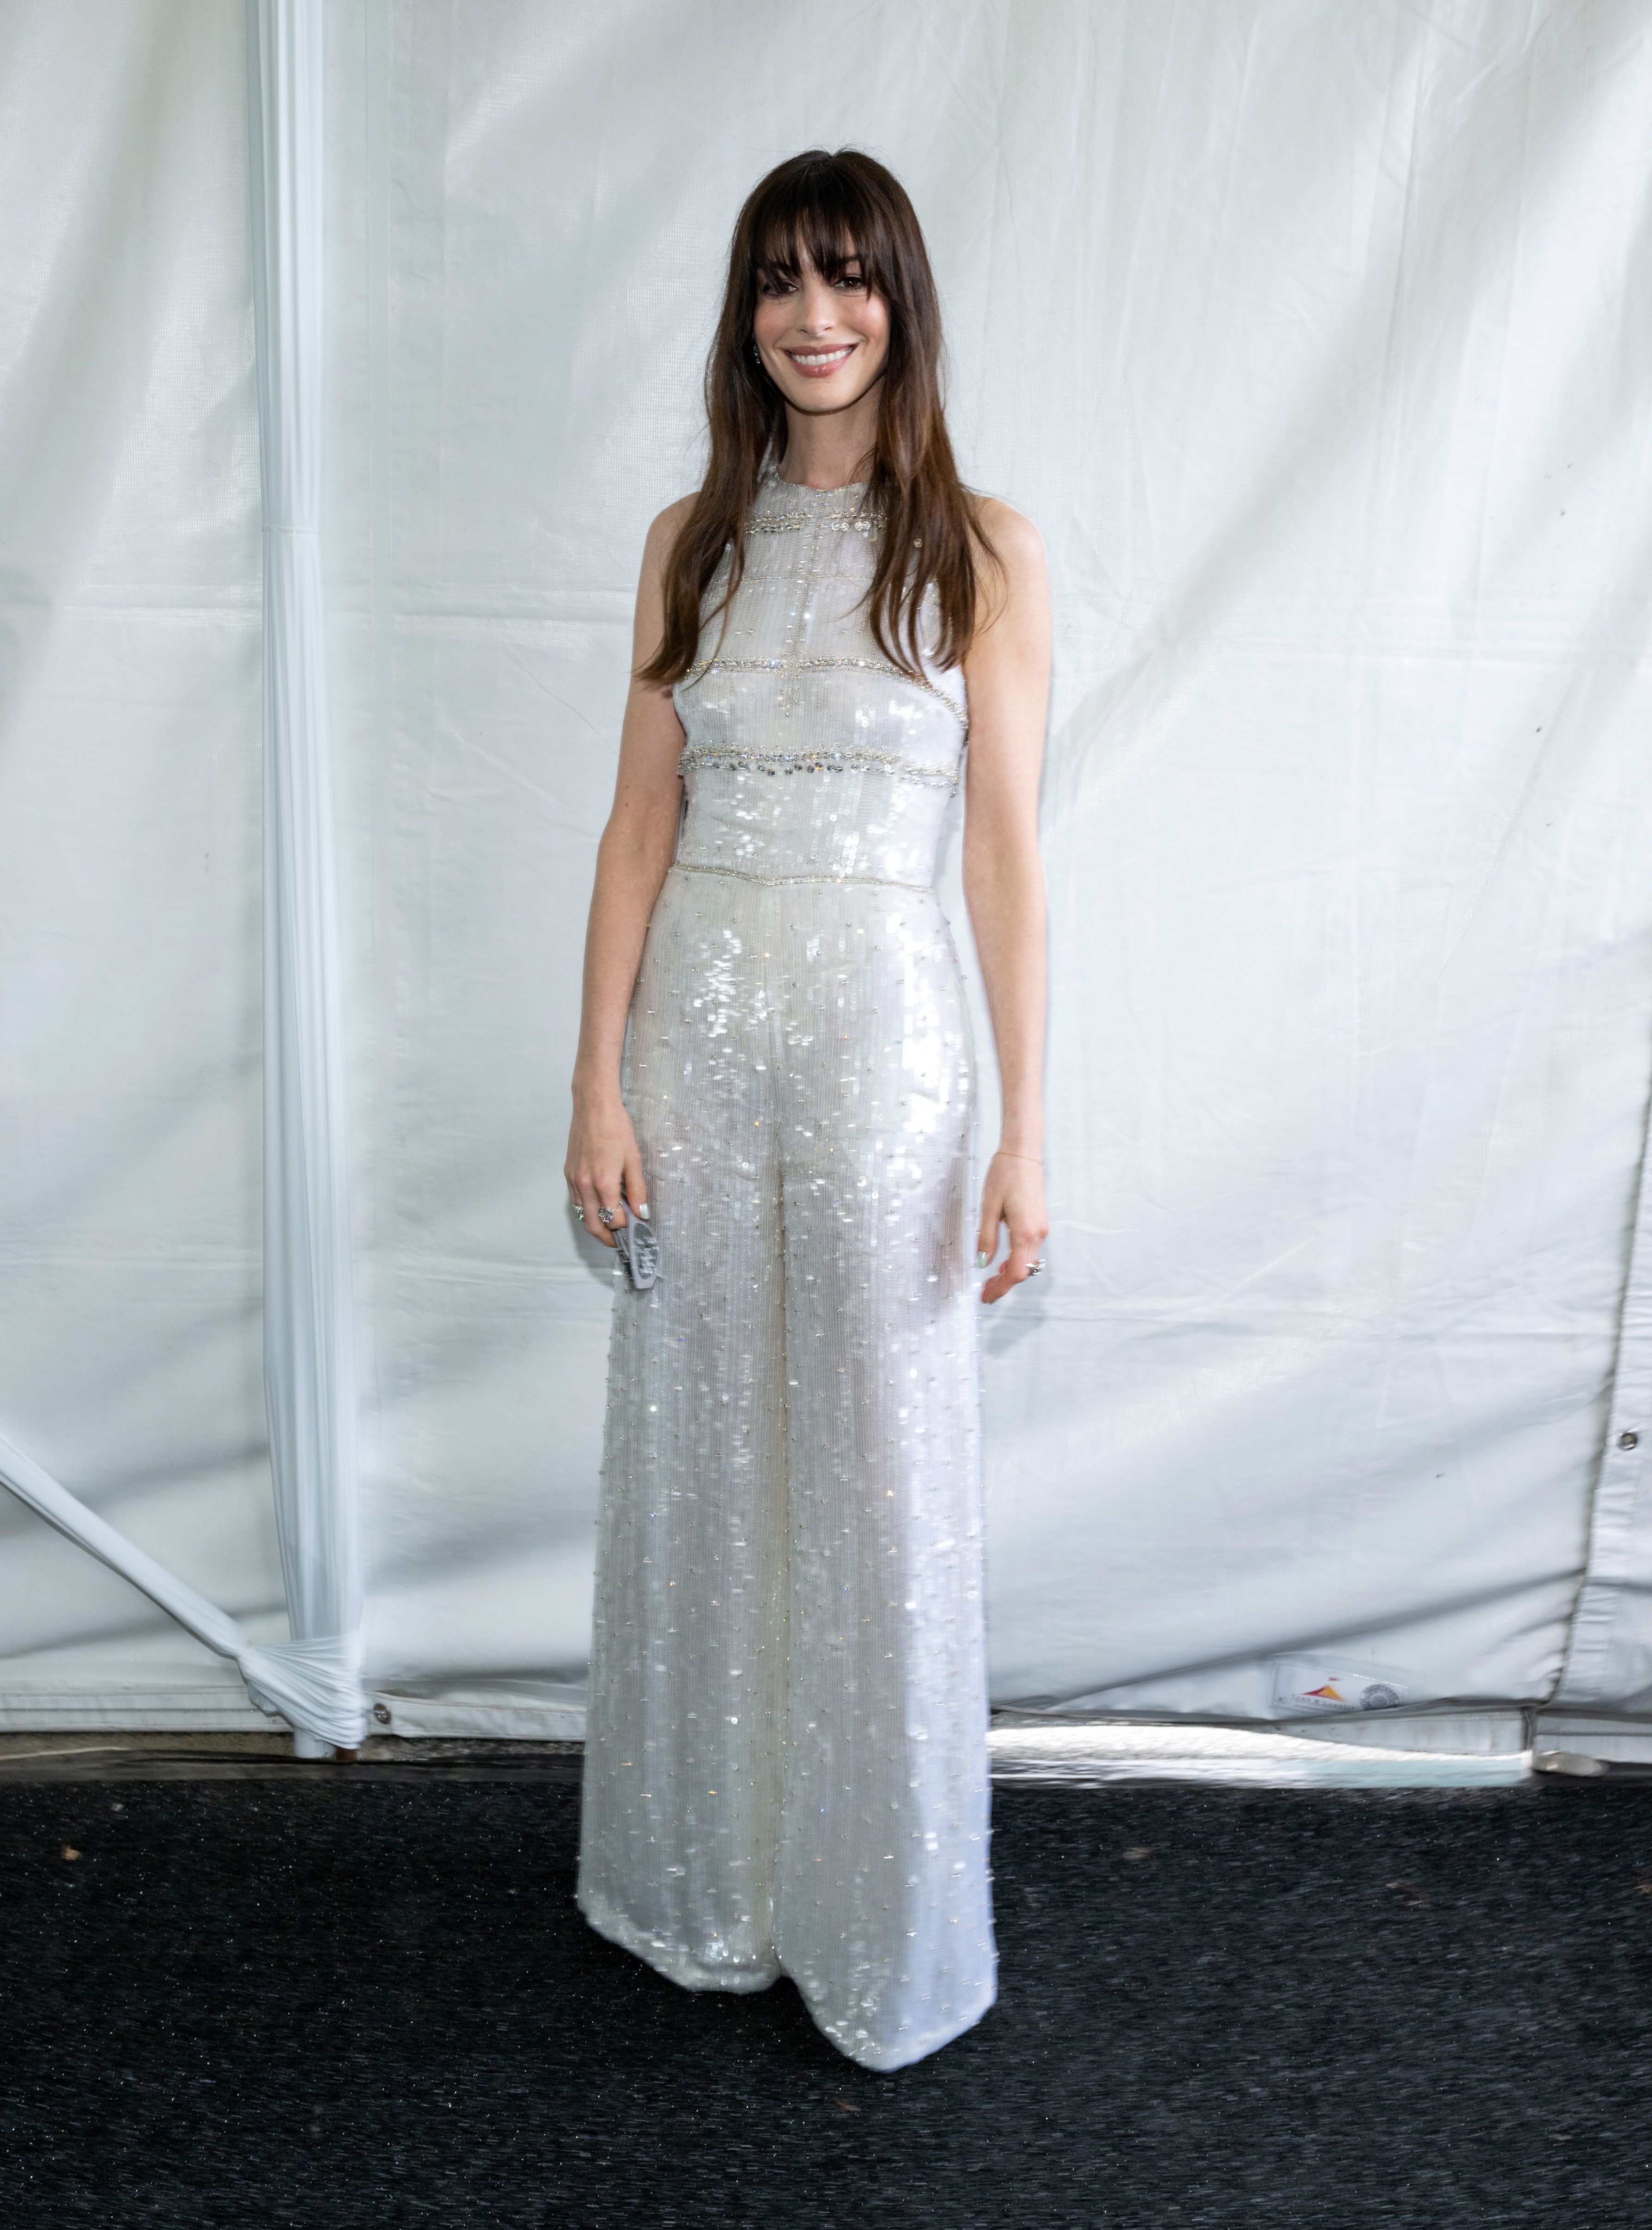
[1270,1658,1411,1717]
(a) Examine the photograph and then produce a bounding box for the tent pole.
[247,0,365,1759]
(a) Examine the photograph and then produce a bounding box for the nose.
[795,278,838,335]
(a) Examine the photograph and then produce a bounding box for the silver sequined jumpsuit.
[577,468,996,2072]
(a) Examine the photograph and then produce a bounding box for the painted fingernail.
[976,1250,990,1269]
[636,1204,650,1219]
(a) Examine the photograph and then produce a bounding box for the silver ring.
[1026,1258,1046,1277]
[571,1203,585,1222]
[597,1206,616,1227]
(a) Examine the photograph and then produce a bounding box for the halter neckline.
[764,464,871,497]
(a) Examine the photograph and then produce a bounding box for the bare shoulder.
[972,494,1045,573]
[642,491,699,568]
[966,496,1049,654]
[650,491,699,537]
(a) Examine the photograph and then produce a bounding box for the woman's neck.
[776,390,880,490]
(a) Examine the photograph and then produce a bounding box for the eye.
[837,269,867,291]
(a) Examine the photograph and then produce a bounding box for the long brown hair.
[639,148,997,687]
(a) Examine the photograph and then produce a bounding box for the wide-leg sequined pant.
[577,864,997,2072]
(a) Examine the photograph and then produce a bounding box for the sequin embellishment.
[680,657,967,733]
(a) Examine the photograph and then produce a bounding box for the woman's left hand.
[977,1151,1049,1304]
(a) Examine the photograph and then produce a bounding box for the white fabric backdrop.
[4,0,1652,1743]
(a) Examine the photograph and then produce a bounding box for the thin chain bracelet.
[992,1150,1044,1163]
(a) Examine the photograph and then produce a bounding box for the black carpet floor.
[3,1773,1652,2228]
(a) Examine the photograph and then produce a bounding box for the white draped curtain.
[2,0,1651,1759]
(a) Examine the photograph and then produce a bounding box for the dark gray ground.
[1,1768,1649,2227]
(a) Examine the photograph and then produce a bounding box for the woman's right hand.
[565,1091,648,1248]
[562,502,690,1253]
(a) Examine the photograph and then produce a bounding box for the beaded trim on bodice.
[746,500,878,536]
[677,740,959,789]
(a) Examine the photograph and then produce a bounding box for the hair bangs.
[750,168,886,298]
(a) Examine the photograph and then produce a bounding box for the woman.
[566,148,1050,2072]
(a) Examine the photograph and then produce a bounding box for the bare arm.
[564,499,694,1244]
[961,500,1051,1304]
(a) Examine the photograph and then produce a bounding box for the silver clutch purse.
[612,1212,658,1291]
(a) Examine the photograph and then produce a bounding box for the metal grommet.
[372,1702,393,1726]
[1621,1431,1640,1451]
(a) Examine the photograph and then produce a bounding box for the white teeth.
[790,347,851,366]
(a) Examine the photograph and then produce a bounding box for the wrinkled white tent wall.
[967,0,1652,1730]
[3,0,1652,1745]
[0,0,282,1725]
[318,0,1652,1739]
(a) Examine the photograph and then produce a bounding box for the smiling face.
[752,246,890,419]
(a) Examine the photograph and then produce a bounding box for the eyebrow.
[756,232,864,278]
